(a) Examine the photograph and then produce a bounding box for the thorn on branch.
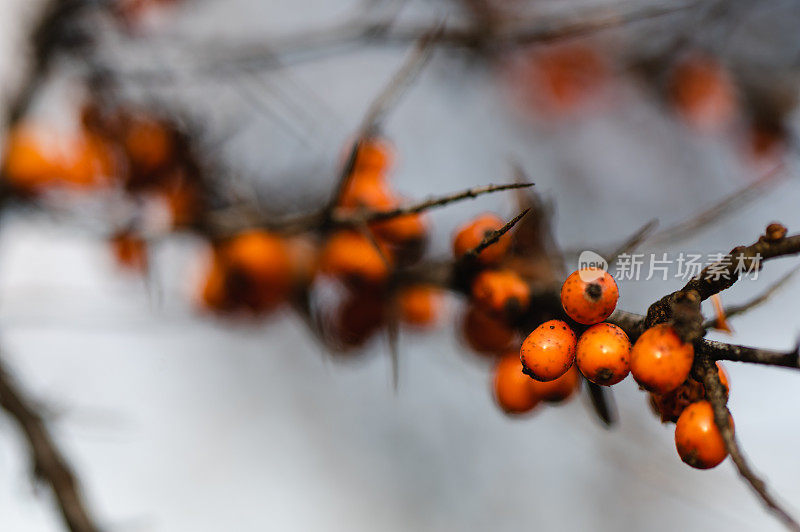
[332,182,534,225]
[461,208,530,262]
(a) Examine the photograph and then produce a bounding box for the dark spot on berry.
[585,283,602,301]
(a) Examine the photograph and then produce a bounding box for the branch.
[694,357,800,531]
[0,358,100,532]
[699,339,800,370]
[461,208,530,261]
[704,266,800,329]
[645,224,800,328]
[647,164,784,246]
[183,1,697,74]
[606,218,659,264]
[331,182,534,225]
[324,28,440,219]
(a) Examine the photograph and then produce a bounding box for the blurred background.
[1,0,800,530]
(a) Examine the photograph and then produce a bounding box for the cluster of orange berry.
[494,266,732,470]
[199,139,444,347]
[1,104,204,272]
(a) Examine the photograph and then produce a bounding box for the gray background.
[0,0,799,530]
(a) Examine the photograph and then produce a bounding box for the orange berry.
[61,133,115,187]
[669,54,737,132]
[222,230,293,312]
[398,285,444,328]
[2,126,115,191]
[517,43,608,116]
[493,354,540,415]
[649,362,729,423]
[320,231,390,285]
[576,323,630,386]
[353,138,394,175]
[630,324,694,394]
[471,269,530,316]
[462,305,517,355]
[529,365,581,403]
[560,268,618,325]
[675,400,731,469]
[110,231,148,272]
[372,212,428,247]
[2,126,60,190]
[339,174,394,210]
[520,320,577,382]
[329,290,386,350]
[452,213,512,265]
[124,116,174,175]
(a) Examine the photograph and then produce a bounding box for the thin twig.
[703,266,800,329]
[332,182,534,225]
[461,208,530,261]
[0,358,100,532]
[607,219,659,264]
[181,1,697,74]
[647,164,784,246]
[323,28,440,219]
[695,357,800,531]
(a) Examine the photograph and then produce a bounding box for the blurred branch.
[0,358,100,532]
[704,266,800,329]
[114,0,697,82]
[332,182,534,224]
[323,28,440,220]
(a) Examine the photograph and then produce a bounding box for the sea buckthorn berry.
[630,324,694,394]
[399,285,444,328]
[462,305,517,355]
[222,230,293,311]
[110,230,148,272]
[124,116,173,175]
[675,400,731,469]
[649,377,704,424]
[339,174,394,210]
[452,213,512,265]
[576,323,631,386]
[560,268,618,325]
[372,211,428,247]
[353,138,394,175]
[2,126,60,190]
[529,365,581,403]
[471,269,530,316]
[330,290,386,350]
[650,362,730,423]
[520,320,577,382]
[2,126,115,191]
[669,54,736,132]
[493,354,540,415]
[320,231,391,285]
